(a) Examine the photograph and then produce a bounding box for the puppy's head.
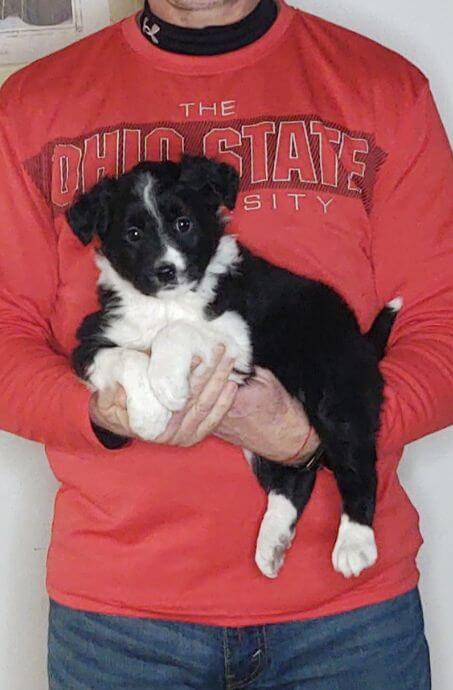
[66,155,239,296]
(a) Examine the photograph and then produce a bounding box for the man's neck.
[146,0,260,29]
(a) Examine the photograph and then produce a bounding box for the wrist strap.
[299,444,325,471]
[286,426,314,462]
[286,427,325,471]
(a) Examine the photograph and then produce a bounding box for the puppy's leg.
[307,347,381,578]
[90,347,171,440]
[149,321,215,411]
[252,457,317,578]
[317,399,378,577]
[330,448,378,578]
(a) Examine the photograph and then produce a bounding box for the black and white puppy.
[67,155,401,580]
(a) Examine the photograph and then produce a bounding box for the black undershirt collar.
[139,0,278,56]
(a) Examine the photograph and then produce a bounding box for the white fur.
[208,309,252,375]
[387,296,403,312]
[332,513,378,578]
[91,236,251,438]
[162,245,186,271]
[197,234,242,303]
[139,175,162,228]
[255,492,298,579]
[149,320,216,411]
[88,347,171,439]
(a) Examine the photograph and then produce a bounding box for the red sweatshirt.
[0,2,452,625]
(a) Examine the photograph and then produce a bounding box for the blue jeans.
[48,588,431,689]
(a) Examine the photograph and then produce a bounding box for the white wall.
[0,1,451,689]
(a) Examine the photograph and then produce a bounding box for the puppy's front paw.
[149,360,190,412]
[332,514,377,578]
[128,396,171,441]
[118,350,171,440]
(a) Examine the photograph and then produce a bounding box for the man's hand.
[214,367,320,463]
[89,345,238,446]
[89,385,133,438]
[154,346,238,446]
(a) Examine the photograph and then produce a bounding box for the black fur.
[67,156,236,297]
[209,247,393,526]
[67,155,399,564]
[72,287,120,379]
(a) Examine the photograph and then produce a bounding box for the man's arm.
[371,80,453,453]
[0,94,238,454]
[0,101,108,453]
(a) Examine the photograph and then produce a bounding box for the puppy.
[67,155,401,580]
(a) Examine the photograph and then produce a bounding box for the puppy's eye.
[175,216,193,234]
[126,227,143,243]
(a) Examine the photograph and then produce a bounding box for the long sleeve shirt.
[0,2,452,624]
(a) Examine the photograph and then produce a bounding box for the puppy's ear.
[179,155,240,210]
[66,176,116,245]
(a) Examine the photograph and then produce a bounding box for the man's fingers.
[114,405,134,436]
[190,355,202,371]
[91,345,236,445]
[174,376,237,446]
[153,409,186,444]
[189,344,225,398]
[191,352,235,416]
[96,385,126,410]
[90,386,134,438]
[194,381,238,440]
[114,385,127,408]
[168,353,235,445]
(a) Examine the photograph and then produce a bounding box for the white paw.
[128,395,171,441]
[148,323,200,411]
[115,350,172,440]
[149,364,189,411]
[332,514,377,578]
[255,493,297,579]
[256,527,295,579]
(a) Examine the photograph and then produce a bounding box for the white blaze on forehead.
[135,173,162,227]
[162,245,186,271]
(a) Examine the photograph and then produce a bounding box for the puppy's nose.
[156,262,177,285]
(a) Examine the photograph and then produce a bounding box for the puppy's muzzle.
[156,262,177,286]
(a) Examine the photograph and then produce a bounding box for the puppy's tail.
[366,297,403,360]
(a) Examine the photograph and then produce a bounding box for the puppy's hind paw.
[332,514,377,578]
[255,531,294,579]
[255,492,297,579]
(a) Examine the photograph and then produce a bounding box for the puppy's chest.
[104,292,251,365]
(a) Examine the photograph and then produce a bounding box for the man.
[0,0,451,687]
